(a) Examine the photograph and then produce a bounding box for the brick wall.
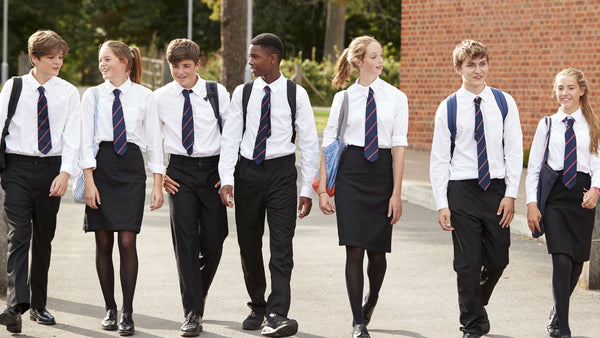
[400,0,600,150]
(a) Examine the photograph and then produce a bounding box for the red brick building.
[400,0,600,150]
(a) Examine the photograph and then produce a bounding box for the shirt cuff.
[147,163,165,175]
[59,164,77,177]
[220,176,234,188]
[504,185,519,199]
[391,135,408,147]
[300,185,313,199]
[79,159,96,170]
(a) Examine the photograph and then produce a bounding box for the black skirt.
[84,142,146,233]
[335,146,394,252]
[543,172,595,262]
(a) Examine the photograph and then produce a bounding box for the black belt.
[169,154,219,165]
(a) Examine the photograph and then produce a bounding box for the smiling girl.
[79,40,164,336]
[526,68,600,338]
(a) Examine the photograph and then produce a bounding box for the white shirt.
[154,75,230,157]
[322,77,409,149]
[525,108,600,204]
[430,85,523,210]
[0,71,81,176]
[80,79,164,174]
[219,74,320,198]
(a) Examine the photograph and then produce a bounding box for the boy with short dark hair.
[154,38,230,337]
[429,40,523,338]
[0,30,81,334]
[218,33,319,337]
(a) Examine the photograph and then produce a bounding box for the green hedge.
[198,42,400,107]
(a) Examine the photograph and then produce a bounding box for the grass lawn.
[313,107,330,132]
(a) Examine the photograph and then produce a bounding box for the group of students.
[0,29,594,338]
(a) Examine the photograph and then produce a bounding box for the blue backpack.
[446,87,508,157]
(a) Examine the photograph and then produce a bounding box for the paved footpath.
[2,149,600,337]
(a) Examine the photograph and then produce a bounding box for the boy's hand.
[298,196,312,219]
[163,174,180,194]
[497,197,515,228]
[438,208,453,231]
[219,185,234,207]
[49,172,70,197]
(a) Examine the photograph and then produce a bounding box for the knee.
[118,234,137,253]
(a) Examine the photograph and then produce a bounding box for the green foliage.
[523,147,530,168]
[196,48,401,107]
[346,0,402,58]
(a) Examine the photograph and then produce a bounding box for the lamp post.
[2,0,9,84]
[245,0,252,82]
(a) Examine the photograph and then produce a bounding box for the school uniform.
[154,75,230,318]
[429,85,523,335]
[218,74,319,317]
[80,78,164,233]
[526,108,599,262]
[322,77,408,252]
[0,71,81,313]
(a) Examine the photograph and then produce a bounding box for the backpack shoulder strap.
[242,81,254,136]
[446,92,457,157]
[205,81,222,133]
[287,79,297,144]
[490,87,508,122]
[5,77,23,129]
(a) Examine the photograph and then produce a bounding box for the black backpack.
[241,79,297,144]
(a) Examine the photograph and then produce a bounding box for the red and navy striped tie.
[37,86,52,154]
[474,97,490,190]
[181,89,194,155]
[253,85,271,164]
[112,89,127,155]
[562,116,577,189]
[364,87,378,162]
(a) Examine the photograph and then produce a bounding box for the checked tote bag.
[73,87,100,203]
[312,90,349,196]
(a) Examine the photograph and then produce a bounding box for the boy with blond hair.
[429,40,523,338]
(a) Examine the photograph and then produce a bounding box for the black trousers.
[234,155,297,317]
[1,154,61,313]
[167,155,228,317]
[448,179,510,335]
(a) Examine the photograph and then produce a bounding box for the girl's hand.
[582,187,599,209]
[527,202,542,234]
[318,193,335,215]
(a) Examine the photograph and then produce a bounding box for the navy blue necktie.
[37,86,52,154]
[112,89,127,155]
[474,97,490,190]
[182,89,194,155]
[253,85,271,164]
[364,87,378,162]
[563,117,577,189]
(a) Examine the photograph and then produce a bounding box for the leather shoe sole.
[0,309,22,333]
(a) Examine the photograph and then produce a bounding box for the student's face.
[169,59,200,89]
[248,44,278,79]
[98,46,128,83]
[32,51,64,80]
[357,42,383,78]
[555,75,584,114]
[455,57,488,93]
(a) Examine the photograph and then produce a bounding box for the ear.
[31,55,40,67]
[454,65,462,75]
[270,53,279,65]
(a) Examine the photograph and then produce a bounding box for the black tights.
[95,230,138,314]
[345,246,387,325]
[551,253,583,336]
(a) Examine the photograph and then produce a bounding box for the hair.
[166,38,200,65]
[331,36,378,88]
[27,30,69,67]
[452,39,489,68]
[99,40,142,84]
[554,68,600,155]
[250,33,284,63]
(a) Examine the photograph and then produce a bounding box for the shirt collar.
[254,72,286,93]
[105,77,133,95]
[353,76,382,95]
[24,69,57,90]
[171,74,205,97]
[457,84,495,103]
[557,107,584,124]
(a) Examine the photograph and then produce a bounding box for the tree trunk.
[220,0,248,93]
[323,0,346,62]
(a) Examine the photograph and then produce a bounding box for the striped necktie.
[364,87,378,162]
[474,97,490,190]
[182,89,194,155]
[253,85,271,164]
[562,116,577,189]
[112,89,127,155]
[37,86,52,154]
